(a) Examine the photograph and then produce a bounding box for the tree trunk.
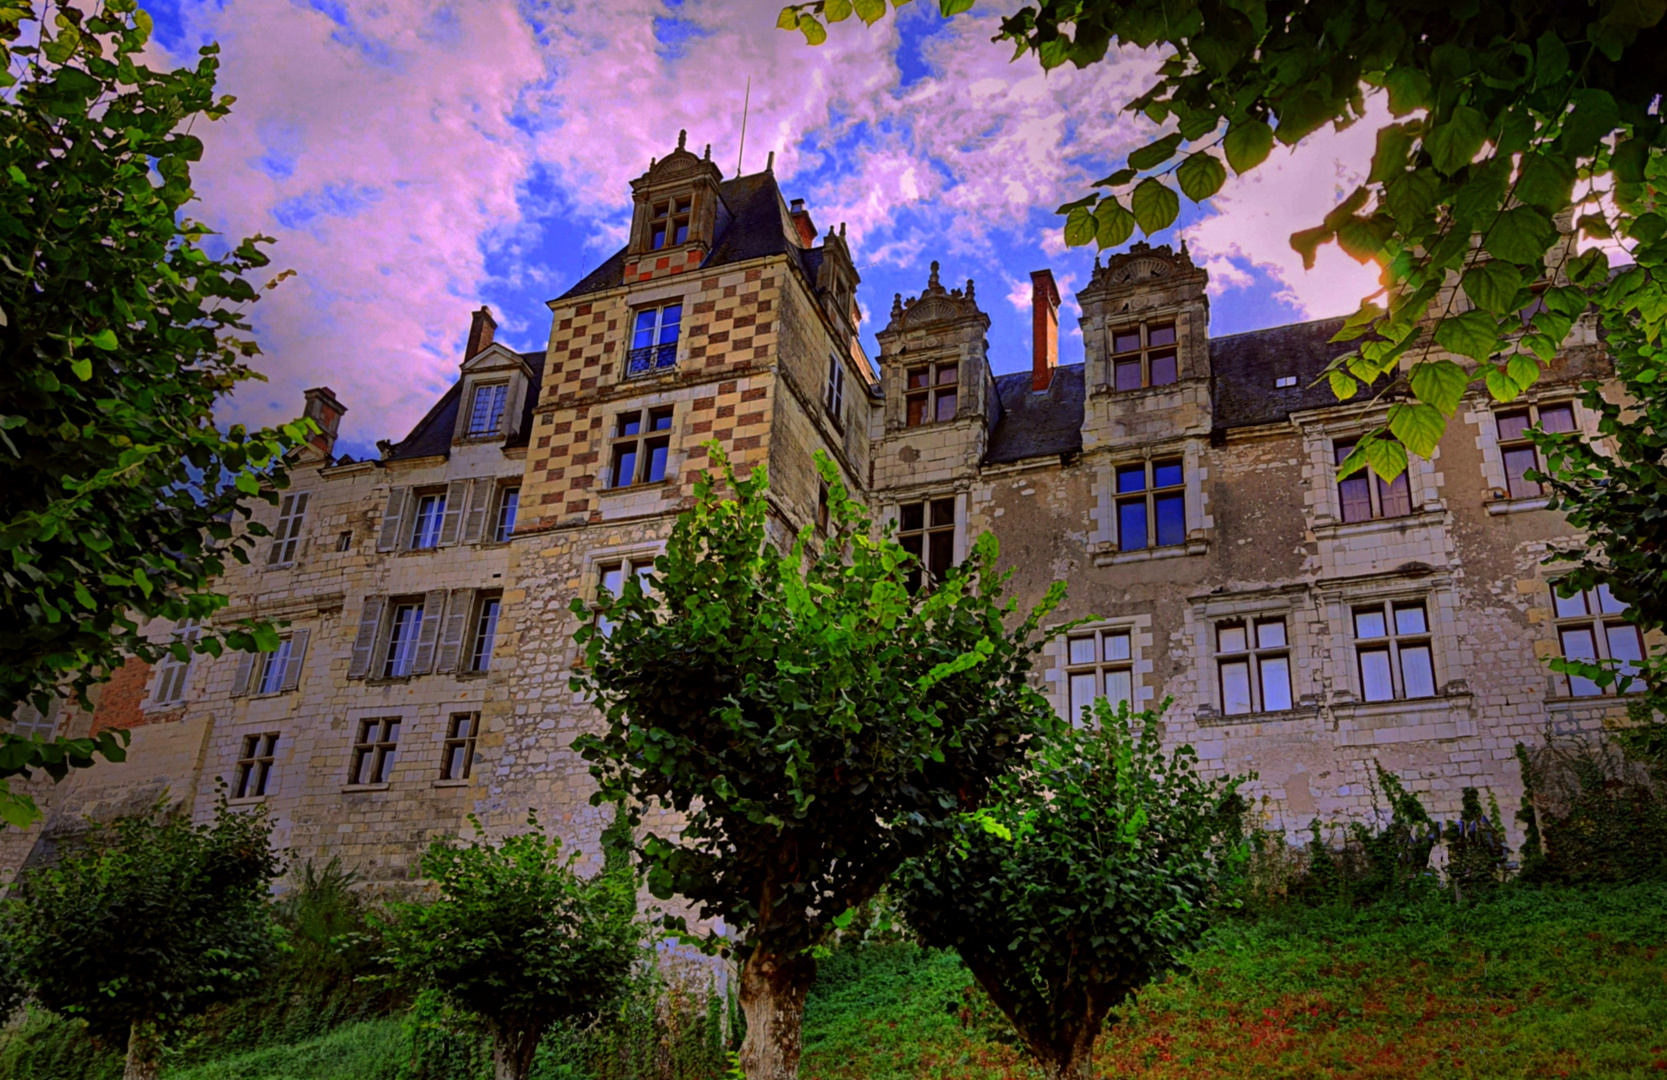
[1031,1023,1099,1080]
[737,948,815,1080]
[123,1019,161,1080]
[492,1024,543,1080]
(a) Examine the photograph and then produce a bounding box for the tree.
[895,699,1246,1080]
[382,815,641,1080]
[0,795,283,1080]
[570,450,1067,1080]
[782,0,1667,718]
[0,0,308,824]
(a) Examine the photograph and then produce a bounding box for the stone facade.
[5,135,1654,886]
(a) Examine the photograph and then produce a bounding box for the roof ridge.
[1209,314,1347,341]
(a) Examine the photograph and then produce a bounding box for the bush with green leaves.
[571,449,1066,1080]
[0,0,308,826]
[1516,735,1667,884]
[0,795,283,1080]
[381,815,641,1080]
[895,699,1248,1080]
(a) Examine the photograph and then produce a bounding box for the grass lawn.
[799,883,1667,1080]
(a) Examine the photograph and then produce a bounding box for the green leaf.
[1369,123,1414,182]
[1130,178,1179,234]
[1506,353,1540,390]
[1409,359,1470,415]
[1561,89,1619,156]
[1384,68,1431,115]
[1329,369,1360,400]
[776,6,799,30]
[1063,207,1097,247]
[940,0,974,14]
[1175,152,1226,202]
[1222,120,1273,175]
[1463,261,1523,315]
[1362,436,1409,482]
[1568,248,1610,286]
[1533,33,1569,88]
[1093,167,1137,188]
[1515,153,1576,213]
[1093,198,1136,249]
[1434,309,1503,360]
[1483,206,1557,265]
[88,328,118,350]
[1424,106,1487,174]
[1611,138,1651,183]
[1485,367,1520,402]
[235,471,261,496]
[823,0,853,23]
[798,13,827,44]
[1127,133,1184,171]
[70,357,93,381]
[1384,169,1438,229]
[1289,224,1333,270]
[1275,90,1333,145]
[1387,402,1447,457]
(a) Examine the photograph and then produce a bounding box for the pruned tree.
[571,449,1067,1080]
[782,0,1667,732]
[0,0,308,825]
[896,699,1247,1080]
[382,815,641,1080]
[0,795,283,1080]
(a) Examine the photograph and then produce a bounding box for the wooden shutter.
[280,629,310,692]
[267,493,297,565]
[435,589,474,674]
[461,480,493,543]
[348,596,386,679]
[410,589,447,674]
[231,650,258,697]
[503,373,530,441]
[376,488,409,552]
[438,479,470,546]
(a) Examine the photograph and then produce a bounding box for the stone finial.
[966,278,975,301]
[928,260,941,291]
[677,129,688,150]
[766,150,775,171]
[891,293,904,321]
[839,222,846,238]
[703,143,711,160]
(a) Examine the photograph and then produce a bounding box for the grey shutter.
[267,494,295,565]
[437,479,470,546]
[376,488,409,553]
[280,628,310,692]
[410,589,447,674]
[461,480,493,543]
[231,650,258,697]
[435,589,473,674]
[348,596,386,679]
[503,373,530,441]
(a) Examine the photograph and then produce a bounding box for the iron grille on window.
[628,304,682,377]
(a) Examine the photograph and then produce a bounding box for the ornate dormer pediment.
[883,261,987,334]
[815,223,862,338]
[624,130,725,283]
[1078,240,1208,305]
[461,341,532,377]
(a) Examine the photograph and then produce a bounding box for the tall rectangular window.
[384,603,424,678]
[10,698,60,741]
[899,497,955,592]
[267,492,309,566]
[609,407,674,488]
[1334,440,1412,523]
[153,620,201,706]
[235,733,279,798]
[1495,403,1576,500]
[467,383,509,437]
[1216,618,1292,716]
[257,637,294,695]
[596,558,654,638]
[628,304,683,376]
[349,718,400,785]
[1553,584,1642,696]
[1352,600,1436,702]
[1064,627,1134,723]
[1111,322,1178,391]
[825,355,846,425]
[494,486,520,543]
[1115,459,1186,551]
[650,198,691,249]
[441,713,479,780]
[904,362,957,426]
[410,492,446,550]
[470,596,501,673]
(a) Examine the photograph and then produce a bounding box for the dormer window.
[467,382,509,437]
[1112,322,1178,391]
[629,304,682,377]
[905,362,957,426]
[651,198,692,249]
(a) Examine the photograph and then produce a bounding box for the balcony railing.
[626,343,678,378]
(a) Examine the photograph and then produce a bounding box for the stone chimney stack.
[1030,269,1061,391]
[465,305,497,359]
[302,387,347,458]
[788,198,817,247]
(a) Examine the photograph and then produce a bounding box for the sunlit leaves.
[1093,197,1136,248]
[1127,132,1183,170]
[1384,67,1431,115]
[1409,360,1470,416]
[1130,177,1180,234]
[1176,152,1227,202]
[1484,206,1558,265]
[1223,120,1273,174]
[1425,106,1487,175]
[1463,261,1524,315]
[1387,402,1447,458]
[1434,309,1504,361]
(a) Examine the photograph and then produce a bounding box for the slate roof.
[386,351,545,462]
[1207,316,1355,431]
[556,170,817,302]
[984,364,1086,465]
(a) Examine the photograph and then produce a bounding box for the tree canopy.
[571,449,1068,1079]
[0,0,307,824]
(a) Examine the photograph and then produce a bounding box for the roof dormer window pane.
[651,198,692,249]
[467,383,508,437]
[628,304,682,377]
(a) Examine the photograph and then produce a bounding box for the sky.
[145,0,1385,462]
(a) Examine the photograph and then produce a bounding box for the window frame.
[593,555,656,639]
[408,489,447,550]
[649,197,692,250]
[1350,599,1437,703]
[493,485,520,543]
[1333,439,1413,524]
[608,406,675,489]
[267,491,309,566]
[1062,625,1136,724]
[824,354,847,428]
[897,496,957,592]
[469,593,502,673]
[465,381,511,438]
[383,602,425,679]
[348,717,401,786]
[1109,321,1179,392]
[152,619,202,707]
[627,303,683,378]
[441,712,479,781]
[1551,582,1644,697]
[256,637,295,696]
[1113,458,1187,551]
[234,732,279,799]
[1215,617,1294,716]
[903,361,958,427]
[1493,401,1577,501]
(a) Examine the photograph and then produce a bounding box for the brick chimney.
[465,305,497,359]
[302,387,347,457]
[788,198,817,247]
[1030,269,1061,391]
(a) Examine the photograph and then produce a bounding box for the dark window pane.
[907,367,930,389]
[618,414,641,437]
[1538,404,1576,433]
[611,447,638,487]
[674,221,689,245]
[928,530,954,577]
[1113,330,1141,353]
[1114,359,1143,391]
[1335,440,1356,467]
[1379,472,1412,517]
[935,390,957,421]
[1503,446,1539,498]
[1154,493,1185,546]
[1149,350,1177,386]
[1152,460,1183,488]
[644,440,669,483]
[937,364,958,385]
[650,408,674,432]
[1339,475,1372,522]
[1559,627,1601,696]
[1147,323,1176,347]
[1118,499,1148,550]
[900,503,924,531]
[905,396,928,427]
[901,534,923,560]
[1496,411,1532,441]
[651,226,667,248]
[930,498,955,526]
[658,305,681,343]
[1116,464,1147,493]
